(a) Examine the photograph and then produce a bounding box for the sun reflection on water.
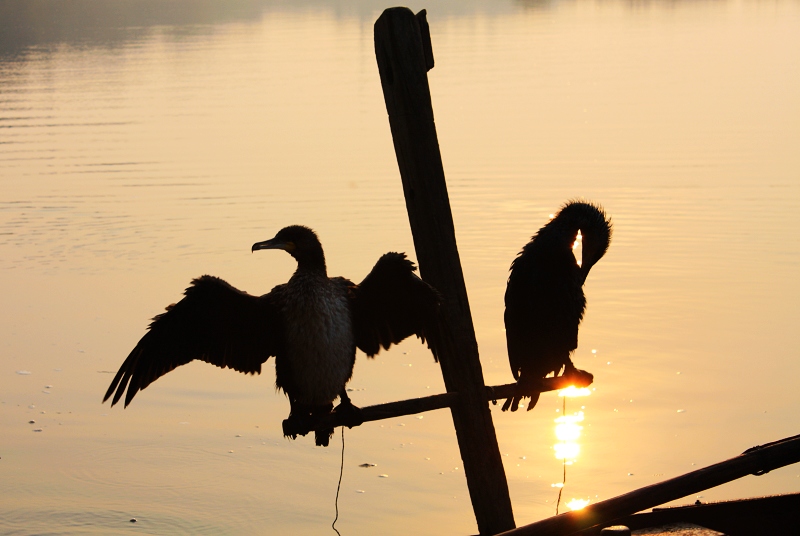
[558,386,592,398]
[567,498,590,511]
[555,413,583,442]
[554,385,591,461]
[554,410,585,461]
[554,385,592,513]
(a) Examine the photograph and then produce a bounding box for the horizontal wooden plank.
[281,372,595,438]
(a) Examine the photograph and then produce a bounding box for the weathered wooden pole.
[374,8,516,535]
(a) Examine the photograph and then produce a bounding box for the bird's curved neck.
[545,203,611,276]
[579,225,610,274]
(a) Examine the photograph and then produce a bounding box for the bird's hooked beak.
[252,237,296,253]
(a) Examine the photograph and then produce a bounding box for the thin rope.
[332,426,344,536]
[555,394,566,515]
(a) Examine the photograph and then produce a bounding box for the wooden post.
[374,8,516,535]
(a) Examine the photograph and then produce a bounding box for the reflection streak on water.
[554,387,591,463]
[567,498,589,511]
[554,387,592,511]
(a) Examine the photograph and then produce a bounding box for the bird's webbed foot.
[283,401,334,442]
[283,411,317,439]
[282,413,312,440]
[334,390,364,428]
[500,395,520,412]
[562,363,594,385]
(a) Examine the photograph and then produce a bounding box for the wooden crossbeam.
[282,372,594,438]
[487,370,594,403]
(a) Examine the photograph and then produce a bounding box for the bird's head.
[252,225,326,271]
[556,201,612,279]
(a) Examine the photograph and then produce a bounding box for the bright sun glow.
[555,411,585,425]
[558,386,592,398]
[555,423,583,441]
[554,410,586,460]
[554,442,580,460]
[553,389,591,490]
[567,498,589,511]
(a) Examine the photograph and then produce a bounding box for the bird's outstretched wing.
[348,252,441,360]
[103,275,283,407]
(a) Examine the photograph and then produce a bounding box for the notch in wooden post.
[416,10,434,71]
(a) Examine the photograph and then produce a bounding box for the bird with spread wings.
[103,225,440,446]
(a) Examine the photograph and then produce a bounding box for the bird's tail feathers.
[315,428,334,447]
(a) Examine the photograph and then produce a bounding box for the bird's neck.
[579,225,610,272]
[293,251,327,276]
[549,206,610,272]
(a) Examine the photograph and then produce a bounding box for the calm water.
[2,0,799,534]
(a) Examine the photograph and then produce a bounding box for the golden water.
[2,0,799,533]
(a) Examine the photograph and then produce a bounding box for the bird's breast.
[279,274,354,405]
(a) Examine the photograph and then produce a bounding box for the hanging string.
[332,426,345,536]
[555,394,567,515]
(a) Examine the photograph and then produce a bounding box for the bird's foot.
[562,366,594,386]
[284,414,333,447]
[500,395,518,412]
[333,399,364,428]
[502,377,542,412]
[282,414,313,440]
[501,383,524,412]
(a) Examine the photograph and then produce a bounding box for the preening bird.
[103,225,440,446]
[502,201,611,412]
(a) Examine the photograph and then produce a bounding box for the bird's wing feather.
[103,275,283,407]
[348,252,440,360]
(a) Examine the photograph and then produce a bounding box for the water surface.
[2,0,799,534]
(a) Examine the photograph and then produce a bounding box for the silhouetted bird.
[103,225,440,446]
[502,201,611,412]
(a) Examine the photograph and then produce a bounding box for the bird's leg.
[338,388,351,405]
[333,389,364,428]
[310,402,335,447]
[310,402,334,419]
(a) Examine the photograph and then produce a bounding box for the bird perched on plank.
[502,201,611,412]
[103,225,440,446]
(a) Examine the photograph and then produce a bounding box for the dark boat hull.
[575,492,800,535]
